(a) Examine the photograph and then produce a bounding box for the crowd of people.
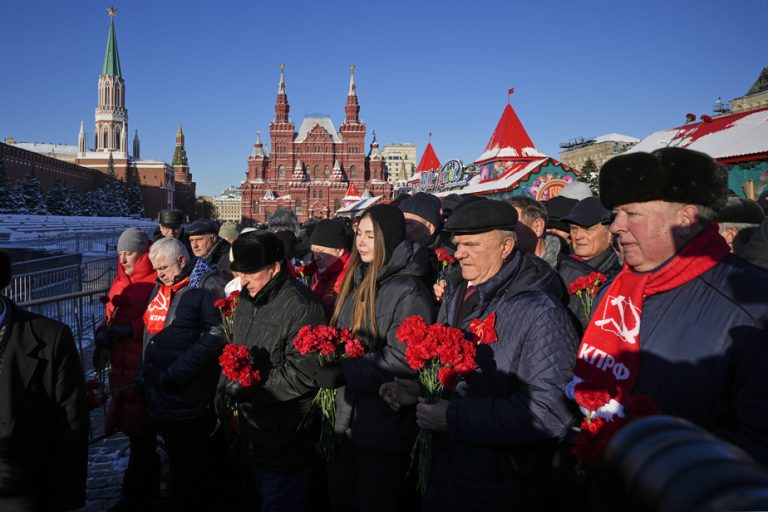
[1,146,768,511]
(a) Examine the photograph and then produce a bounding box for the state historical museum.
[240,65,392,225]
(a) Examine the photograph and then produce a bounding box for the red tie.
[463,284,476,303]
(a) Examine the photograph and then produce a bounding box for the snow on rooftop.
[13,142,79,154]
[628,108,768,159]
[593,133,640,144]
[295,117,342,143]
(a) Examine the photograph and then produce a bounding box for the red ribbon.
[469,312,497,345]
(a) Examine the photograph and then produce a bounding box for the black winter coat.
[335,240,435,454]
[142,264,226,422]
[583,247,622,278]
[206,238,233,281]
[226,269,327,472]
[0,300,89,511]
[425,250,579,512]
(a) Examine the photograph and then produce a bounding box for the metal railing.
[4,256,116,303]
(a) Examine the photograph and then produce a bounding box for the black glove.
[92,346,109,371]
[314,365,345,389]
[158,372,180,392]
[94,329,110,349]
[223,380,258,403]
[103,323,133,345]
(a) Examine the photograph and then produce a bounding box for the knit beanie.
[364,203,405,261]
[399,192,442,229]
[218,221,240,240]
[311,219,351,249]
[117,227,149,253]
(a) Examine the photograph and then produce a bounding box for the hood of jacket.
[352,239,429,287]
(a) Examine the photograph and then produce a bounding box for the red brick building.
[241,65,392,225]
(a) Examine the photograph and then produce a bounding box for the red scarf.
[143,277,190,335]
[572,223,729,413]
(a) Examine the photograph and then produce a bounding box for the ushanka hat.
[717,196,766,224]
[230,230,285,273]
[444,198,518,233]
[599,147,729,211]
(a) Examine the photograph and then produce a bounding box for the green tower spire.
[102,7,123,78]
[172,124,189,166]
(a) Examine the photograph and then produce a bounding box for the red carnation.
[219,343,262,387]
[344,338,366,359]
[700,114,713,123]
[213,297,229,309]
[685,113,696,123]
[438,367,459,389]
[574,383,612,412]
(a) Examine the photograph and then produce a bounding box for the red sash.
[143,277,189,335]
[571,222,729,415]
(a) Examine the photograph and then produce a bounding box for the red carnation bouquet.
[571,381,659,468]
[219,343,262,387]
[295,262,318,287]
[293,324,366,458]
[568,272,607,318]
[396,315,477,493]
[214,290,240,340]
[434,248,456,270]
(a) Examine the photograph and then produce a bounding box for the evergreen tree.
[126,166,145,217]
[67,183,83,216]
[577,158,600,195]
[98,152,128,216]
[46,178,71,215]
[0,158,16,213]
[13,171,48,215]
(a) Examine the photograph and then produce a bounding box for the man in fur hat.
[568,147,768,507]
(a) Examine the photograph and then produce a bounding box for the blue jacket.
[425,250,579,512]
[597,253,768,465]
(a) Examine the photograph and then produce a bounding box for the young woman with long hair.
[325,203,434,512]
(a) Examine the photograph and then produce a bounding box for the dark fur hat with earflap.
[599,147,729,212]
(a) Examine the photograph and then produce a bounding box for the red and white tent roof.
[629,107,768,163]
[474,103,545,164]
[415,142,441,173]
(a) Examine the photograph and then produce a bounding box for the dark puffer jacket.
[142,259,226,422]
[225,268,327,472]
[425,250,579,512]
[335,240,435,454]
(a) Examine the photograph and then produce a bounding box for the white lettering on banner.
[594,294,641,345]
[577,343,632,381]
[613,363,630,381]
[149,315,164,321]
[578,344,595,360]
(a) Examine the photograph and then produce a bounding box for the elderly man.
[382,199,578,511]
[143,237,226,510]
[562,196,621,277]
[187,219,233,280]
[0,251,89,512]
[217,231,326,512]
[570,148,768,508]
[717,196,766,255]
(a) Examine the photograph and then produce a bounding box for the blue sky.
[2,0,766,196]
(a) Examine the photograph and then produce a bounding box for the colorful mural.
[418,160,480,193]
[726,160,768,200]
[480,160,581,201]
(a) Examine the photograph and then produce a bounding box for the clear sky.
[1,0,766,196]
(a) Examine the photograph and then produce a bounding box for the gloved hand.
[94,329,110,349]
[223,380,258,403]
[158,372,180,392]
[103,323,133,345]
[313,364,345,389]
[92,346,110,372]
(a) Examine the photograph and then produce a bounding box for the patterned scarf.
[568,222,729,417]
[143,277,190,335]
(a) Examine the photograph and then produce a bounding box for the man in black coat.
[0,251,90,511]
[381,200,579,512]
[562,196,621,278]
[187,219,233,281]
[216,231,326,512]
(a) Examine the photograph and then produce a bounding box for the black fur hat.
[599,147,729,211]
[718,196,766,224]
[230,231,285,273]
